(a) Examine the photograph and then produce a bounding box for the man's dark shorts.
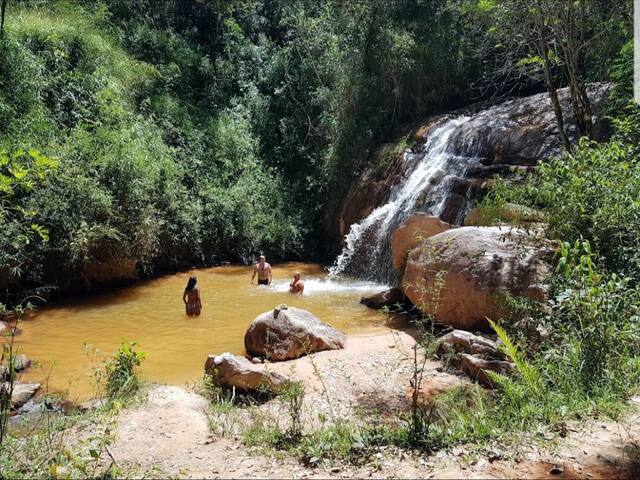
[258,279,269,286]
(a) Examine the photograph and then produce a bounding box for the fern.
[487,318,543,397]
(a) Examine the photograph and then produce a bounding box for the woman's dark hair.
[185,276,197,293]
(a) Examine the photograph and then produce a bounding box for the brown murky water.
[15,263,392,400]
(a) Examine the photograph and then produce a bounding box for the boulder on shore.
[453,353,514,388]
[204,353,287,392]
[360,288,405,310]
[402,226,551,331]
[390,214,451,271]
[437,330,500,357]
[9,382,40,409]
[244,305,346,361]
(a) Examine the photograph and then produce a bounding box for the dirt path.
[106,331,640,479]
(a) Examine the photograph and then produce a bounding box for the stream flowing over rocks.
[329,84,609,283]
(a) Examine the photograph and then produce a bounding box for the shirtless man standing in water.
[251,255,272,285]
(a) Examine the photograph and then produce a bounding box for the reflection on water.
[15,263,391,400]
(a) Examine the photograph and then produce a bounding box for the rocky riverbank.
[56,329,639,479]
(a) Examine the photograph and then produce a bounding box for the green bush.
[480,111,640,283]
[104,340,145,399]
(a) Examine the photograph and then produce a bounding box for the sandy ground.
[84,330,640,479]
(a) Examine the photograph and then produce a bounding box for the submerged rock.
[204,352,286,392]
[390,214,451,271]
[360,288,405,310]
[402,226,551,331]
[244,305,346,361]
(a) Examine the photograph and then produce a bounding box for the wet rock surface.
[360,288,405,309]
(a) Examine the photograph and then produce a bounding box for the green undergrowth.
[0,337,147,478]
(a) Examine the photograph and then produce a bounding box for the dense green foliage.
[453,43,640,450]
[0,0,491,298]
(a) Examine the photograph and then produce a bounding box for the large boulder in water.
[391,214,451,270]
[402,227,551,331]
[204,353,287,392]
[244,305,346,361]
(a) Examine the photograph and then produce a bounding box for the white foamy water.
[329,116,473,281]
[270,277,388,295]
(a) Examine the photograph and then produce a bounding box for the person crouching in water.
[183,275,202,316]
[289,272,304,295]
[252,255,272,286]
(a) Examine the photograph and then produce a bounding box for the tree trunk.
[555,1,594,140]
[533,2,572,151]
[0,0,8,38]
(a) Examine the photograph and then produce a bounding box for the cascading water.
[329,115,475,282]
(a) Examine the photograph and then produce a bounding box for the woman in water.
[183,275,202,316]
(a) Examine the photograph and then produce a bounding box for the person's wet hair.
[185,276,197,293]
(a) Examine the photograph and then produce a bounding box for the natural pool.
[15,262,391,400]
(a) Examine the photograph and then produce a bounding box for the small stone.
[549,465,564,475]
[14,354,31,372]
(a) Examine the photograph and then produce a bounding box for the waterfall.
[329,115,475,282]
[329,84,609,284]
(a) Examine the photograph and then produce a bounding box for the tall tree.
[0,0,8,38]
[470,0,630,150]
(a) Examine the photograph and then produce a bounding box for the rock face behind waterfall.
[245,305,346,360]
[402,227,551,331]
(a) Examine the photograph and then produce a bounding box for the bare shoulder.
[266,262,272,269]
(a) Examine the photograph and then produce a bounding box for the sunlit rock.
[244,305,346,361]
[402,226,551,331]
[390,214,450,271]
[453,353,514,388]
[9,382,40,409]
[204,352,286,392]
